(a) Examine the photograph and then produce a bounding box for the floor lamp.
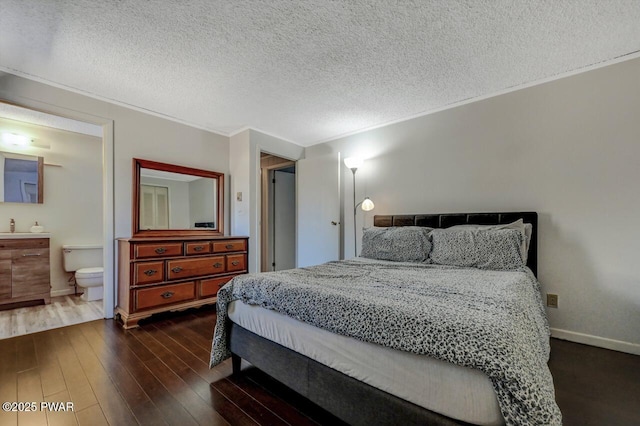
[344,157,375,257]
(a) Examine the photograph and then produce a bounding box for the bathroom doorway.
[260,152,296,272]
[0,101,113,338]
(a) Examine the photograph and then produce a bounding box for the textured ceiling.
[1,1,639,146]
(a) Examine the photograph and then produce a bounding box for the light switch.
[237,192,243,202]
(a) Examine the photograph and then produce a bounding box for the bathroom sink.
[0,232,51,239]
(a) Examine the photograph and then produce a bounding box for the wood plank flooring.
[0,295,103,339]
[0,306,638,426]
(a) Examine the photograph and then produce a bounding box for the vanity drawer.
[185,241,212,255]
[0,238,49,250]
[11,248,50,297]
[134,242,183,259]
[167,256,225,280]
[0,255,11,298]
[133,261,165,285]
[226,254,247,272]
[200,275,236,298]
[212,239,246,253]
[135,282,196,310]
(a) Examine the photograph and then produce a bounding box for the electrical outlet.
[547,293,558,308]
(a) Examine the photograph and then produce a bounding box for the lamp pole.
[350,167,358,257]
[344,157,368,258]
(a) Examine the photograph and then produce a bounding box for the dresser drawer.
[213,239,247,253]
[185,241,212,255]
[167,256,225,280]
[135,282,196,311]
[133,261,165,285]
[200,275,236,298]
[226,254,247,272]
[117,236,248,329]
[134,242,183,259]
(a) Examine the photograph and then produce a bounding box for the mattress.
[228,300,504,425]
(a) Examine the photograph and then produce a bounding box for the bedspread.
[210,258,562,425]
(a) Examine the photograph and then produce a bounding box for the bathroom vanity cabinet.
[0,236,51,307]
[116,235,248,328]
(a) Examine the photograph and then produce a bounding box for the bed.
[210,212,562,425]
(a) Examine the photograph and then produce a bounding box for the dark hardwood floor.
[0,306,638,425]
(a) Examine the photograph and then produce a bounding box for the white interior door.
[273,170,296,270]
[140,184,169,229]
[296,153,340,267]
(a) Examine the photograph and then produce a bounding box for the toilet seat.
[76,267,103,279]
[75,267,103,287]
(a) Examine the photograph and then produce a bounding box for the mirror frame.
[132,158,224,237]
[0,153,44,204]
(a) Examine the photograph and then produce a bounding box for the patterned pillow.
[361,226,432,262]
[450,219,533,263]
[430,228,524,270]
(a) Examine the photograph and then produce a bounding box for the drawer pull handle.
[171,266,183,273]
[225,244,234,249]
[143,269,157,276]
[22,253,42,257]
[193,246,204,251]
[155,247,166,254]
[213,262,223,268]
[231,261,240,266]
[161,291,174,299]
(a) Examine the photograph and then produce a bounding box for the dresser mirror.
[0,151,44,203]
[132,158,224,237]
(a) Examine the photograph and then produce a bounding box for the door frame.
[0,97,115,319]
[259,153,295,272]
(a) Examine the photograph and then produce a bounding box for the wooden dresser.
[116,235,248,328]
[0,236,51,308]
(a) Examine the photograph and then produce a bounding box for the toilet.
[62,245,103,301]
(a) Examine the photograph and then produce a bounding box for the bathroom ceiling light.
[1,132,31,146]
[0,132,50,149]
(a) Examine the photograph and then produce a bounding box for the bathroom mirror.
[0,151,44,203]
[132,158,224,237]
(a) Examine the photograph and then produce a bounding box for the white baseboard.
[551,328,640,356]
[50,288,77,297]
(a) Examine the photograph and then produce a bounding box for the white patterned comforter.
[210,258,562,425]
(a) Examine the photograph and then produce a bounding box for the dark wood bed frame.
[228,212,538,425]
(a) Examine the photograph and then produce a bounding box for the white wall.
[229,130,251,237]
[306,57,640,352]
[189,177,216,226]
[0,118,102,295]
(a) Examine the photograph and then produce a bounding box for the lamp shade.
[361,197,374,211]
[344,156,364,170]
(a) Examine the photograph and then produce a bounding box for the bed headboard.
[373,212,538,276]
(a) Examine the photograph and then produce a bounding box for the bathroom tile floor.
[0,295,103,340]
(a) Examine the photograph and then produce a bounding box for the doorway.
[260,153,296,272]
[0,100,113,337]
